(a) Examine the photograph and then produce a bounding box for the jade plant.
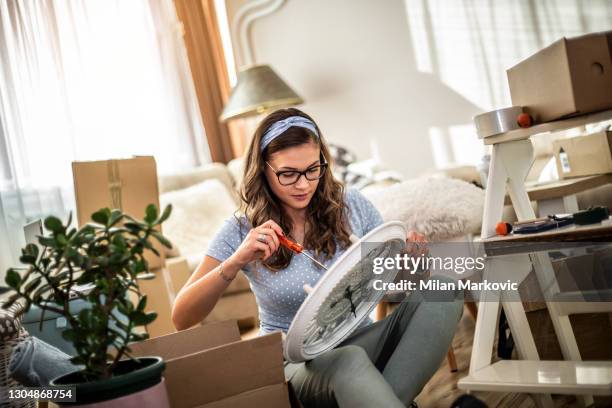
[2,204,172,381]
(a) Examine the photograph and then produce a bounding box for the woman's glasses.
[265,161,328,186]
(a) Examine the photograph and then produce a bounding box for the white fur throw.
[362,177,484,241]
[160,179,238,270]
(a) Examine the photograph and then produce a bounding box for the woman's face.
[265,141,322,211]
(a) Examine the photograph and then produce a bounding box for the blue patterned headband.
[260,116,319,152]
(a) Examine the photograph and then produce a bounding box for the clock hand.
[343,286,357,318]
[350,299,357,318]
[330,287,352,308]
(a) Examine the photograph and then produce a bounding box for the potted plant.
[2,204,173,407]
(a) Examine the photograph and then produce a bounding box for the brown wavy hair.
[238,108,352,271]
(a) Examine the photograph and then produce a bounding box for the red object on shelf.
[517,112,533,128]
[496,222,513,236]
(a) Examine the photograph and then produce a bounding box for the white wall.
[224,0,612,177]
[226,0,482,178]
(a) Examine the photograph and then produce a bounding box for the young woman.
[172,108,462,407]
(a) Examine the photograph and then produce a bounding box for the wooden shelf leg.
[447,347,458,372]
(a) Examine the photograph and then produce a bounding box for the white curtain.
[404,0,612,167]
[0,0,209,281]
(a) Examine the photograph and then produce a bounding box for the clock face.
[284,221,407,363]
[303,238,404,352]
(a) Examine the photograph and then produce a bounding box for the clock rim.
[283,221,407,362]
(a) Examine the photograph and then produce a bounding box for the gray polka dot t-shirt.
[206,188,384,335]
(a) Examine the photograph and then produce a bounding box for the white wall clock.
[283,221,407,362]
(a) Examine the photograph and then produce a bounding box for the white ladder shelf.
[460,108,612,407]
[459,360,612,396]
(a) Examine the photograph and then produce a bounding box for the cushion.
[227,157,245,190]
[363,177,484,241]
[159,163,238,204]
[160,179,238,271]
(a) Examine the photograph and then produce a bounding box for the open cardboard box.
[129,320,296,408]
[203,291,259,331]
[135,267,177,338]
[130,257,260,340]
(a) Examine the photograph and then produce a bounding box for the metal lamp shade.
[220,64,303,122]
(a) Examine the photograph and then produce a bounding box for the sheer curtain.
[404,0,612,167]
[0,0,209,280]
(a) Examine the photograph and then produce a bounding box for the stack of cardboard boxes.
[73,156,177,338]
[129,320,294,408]
[506,30,612,182]
[72,157,295,406]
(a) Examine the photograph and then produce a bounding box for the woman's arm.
[171,254,244,331]
[171,219,284,331]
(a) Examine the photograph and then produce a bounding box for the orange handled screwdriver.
[278,234,328,270]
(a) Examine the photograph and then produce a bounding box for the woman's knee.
[304,345,372,378]
[329,345,372,373]
[420,298,463,333]
[326,345,376,385]
[328,346,380,393]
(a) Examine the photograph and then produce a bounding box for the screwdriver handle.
[278,234,303,254]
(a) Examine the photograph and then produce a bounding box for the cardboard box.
[137,267,177,338]
[162,257,259,332]
[224,272,252,295]
[507,30,612,122]
[165,257,191,302]
[553,131,612,179]
[126,290,149,339]
[197,383,290,408]
[129,320,240,359]
[129,320,291,408]
[72,156,165,269]
[526,309,612,361]
[203,291,259,330]
[166,257,252,296]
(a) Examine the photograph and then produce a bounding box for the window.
[0,0,208,279]
[405,0,612,166]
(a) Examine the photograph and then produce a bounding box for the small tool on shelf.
[495,206,610,236]
[495,214,573,235]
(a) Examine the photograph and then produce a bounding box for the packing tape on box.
[107,160,123,210]
[474,106,525,138]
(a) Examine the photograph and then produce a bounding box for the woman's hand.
[405,230,428,258]
[230,219,284,268]
[405,230,430,277]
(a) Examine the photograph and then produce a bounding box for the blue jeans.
[284,282,463,407]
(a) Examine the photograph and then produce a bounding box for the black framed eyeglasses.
[265,161,328,186]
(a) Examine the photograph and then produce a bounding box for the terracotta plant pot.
[50,356,169,407]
